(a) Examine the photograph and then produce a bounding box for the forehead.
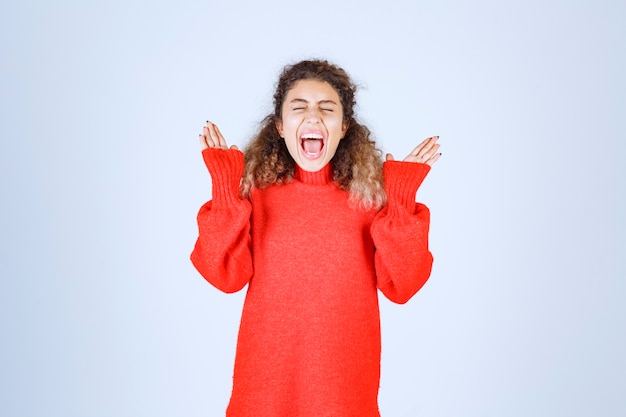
[284,79,341,103]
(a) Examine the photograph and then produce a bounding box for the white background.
[1,0,624,416]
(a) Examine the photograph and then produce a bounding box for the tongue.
[303,139,323,154]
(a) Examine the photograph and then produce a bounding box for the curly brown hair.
[241,59,386,209]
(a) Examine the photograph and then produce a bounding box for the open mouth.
[300,131,325,159]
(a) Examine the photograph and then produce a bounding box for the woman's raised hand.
[386,136,441,166]
[199,121,239,151]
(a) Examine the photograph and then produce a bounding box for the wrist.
[383,160,430,210]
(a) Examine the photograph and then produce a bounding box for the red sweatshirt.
[191,148,433,417]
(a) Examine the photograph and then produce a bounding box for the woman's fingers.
[403,136,442,166]
[206,122,219,147]
[418,137,438,159]
[420,143,440,160]
[199,121,231,150]
[406,136,433,158]
[213,124,228,149]
[415,136,438,156]
[409,136,432,155]
[426,150,441,166]
[201,122,215,148]
[199,132,209,150]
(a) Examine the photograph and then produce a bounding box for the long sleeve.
[371,160,434,304]
[190,148,253,293]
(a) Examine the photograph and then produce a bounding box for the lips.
[300,130,325,159]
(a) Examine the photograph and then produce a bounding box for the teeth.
[301,133,323,139]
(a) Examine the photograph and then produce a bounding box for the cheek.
[328,117,345,133]
[282,116,301,133]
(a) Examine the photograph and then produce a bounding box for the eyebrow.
[289,98,338,105]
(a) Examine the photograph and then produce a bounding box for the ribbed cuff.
[383,160,430,212]
[202,148,245,206]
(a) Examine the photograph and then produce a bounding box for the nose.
[306,108,321,123]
